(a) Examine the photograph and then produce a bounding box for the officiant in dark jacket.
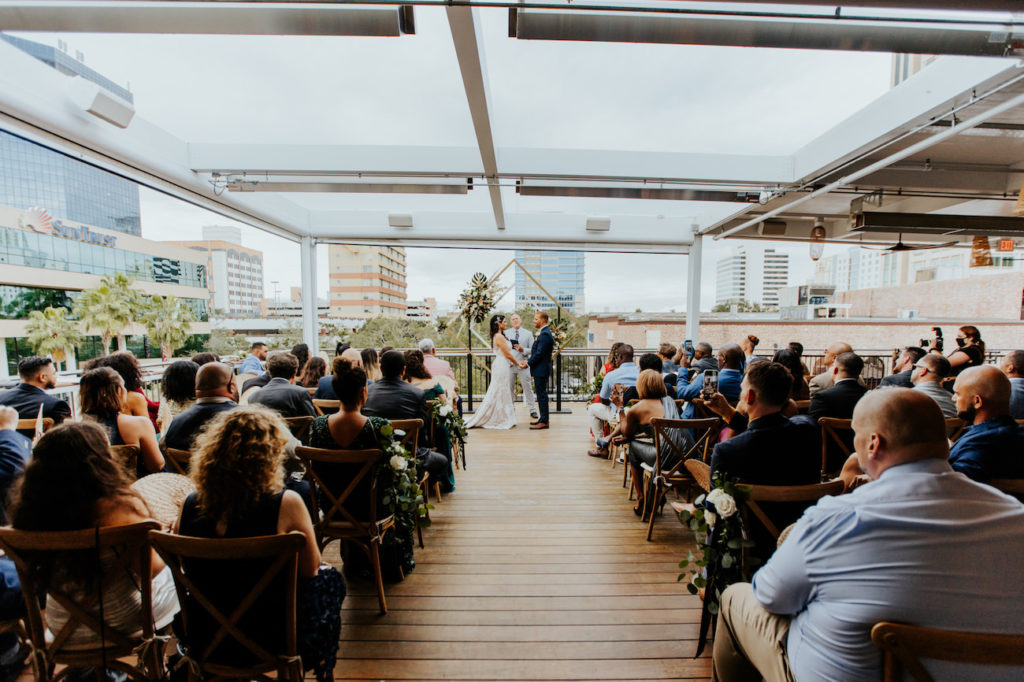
[528,311,555,429]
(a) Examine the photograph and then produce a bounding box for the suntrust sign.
[18,207,117,248]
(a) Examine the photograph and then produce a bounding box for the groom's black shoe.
[530,422,549,430]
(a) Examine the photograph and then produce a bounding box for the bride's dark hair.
[488,314,506,339]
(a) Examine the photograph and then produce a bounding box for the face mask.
[956,337,966,348]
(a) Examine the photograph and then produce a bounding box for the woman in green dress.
[403,350,456,492]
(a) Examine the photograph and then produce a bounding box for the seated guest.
[249,353,317,418]
[587,345,639,456]
[291,342,310,376]
[677,344,743,419]
[948,365,1024,483]
[808,352,867,422]
[298,356,327,389]
[879,345,926,388]
[911,352,956,418]
[314,348,363,400]
[308,362,419,578]
[79,367,164,475]
[239,341,268,375]
[941,324,986,377]
[404,350,456,407]
[363,350,449,486]
[163,363,238,452]
[771,349,809,401]
[677,341,718,380]
[622,353,663,404]
[10,422,179,648]
[740,334,759,365]
[657,343,679,375]
[612,370,688,514]
[190,352,219,367]
[808,341,853,395]
[998,350,1024,419]
[90,352,159,427]
[787,342,810,377]
[240,349,289,402]
[0,407,30,523]
[361,348,382,383]
[714,388,1024,682]
[0,356,71,436]
[419,338,455,381]
[179,407,344,682]
[156,360,198,433]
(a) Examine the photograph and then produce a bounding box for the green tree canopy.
[349,316,437,349]
[140,295,197,358]
[73,273,145,355]
[25,306,81,368]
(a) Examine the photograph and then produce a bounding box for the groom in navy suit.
[528,311,554,430]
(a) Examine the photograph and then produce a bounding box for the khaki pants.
[712,583,795,682]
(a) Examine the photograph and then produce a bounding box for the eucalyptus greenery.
[431,401,467,451]
[677,474,760,616]
[375,422,430,552]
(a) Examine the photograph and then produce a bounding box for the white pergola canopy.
[2,1,1024,347]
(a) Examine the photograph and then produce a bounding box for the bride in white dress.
[465,315,527,429]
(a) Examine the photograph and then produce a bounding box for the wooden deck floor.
[334,405,712,681]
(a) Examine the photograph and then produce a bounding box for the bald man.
[998,350,1024,419]
[911,352,956,418]
[807,341,853,395]
[163,362,238,451]
[714,388,1024,682]
[948,365,1024,483]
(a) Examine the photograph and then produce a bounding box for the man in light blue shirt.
[999,350,1024,419]
[239,342,267,376]
[587,344,638,456]
[713,388,1024,682]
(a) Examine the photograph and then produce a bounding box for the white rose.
[706,489,737,519]
[439,405,451,417]
[389,455,408,471]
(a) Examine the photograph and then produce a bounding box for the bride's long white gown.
[465,336,517,429]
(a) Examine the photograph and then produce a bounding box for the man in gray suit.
[249,353,317,418]
[505,314,539,420]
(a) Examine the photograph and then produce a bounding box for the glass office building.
[515,250,586,314]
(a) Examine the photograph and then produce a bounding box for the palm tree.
[141,295,197,359]
[25,307,82,370]
[73,273,145,355]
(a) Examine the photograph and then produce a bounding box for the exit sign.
[998,239,1015,252]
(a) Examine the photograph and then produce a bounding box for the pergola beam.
[446,6,506,230]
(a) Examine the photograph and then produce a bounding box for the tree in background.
[73,273,145,355]
[141,295,197,359]
[349,317,437,349]
[206,328,252,359]
[4,288,74,320]
[25,306,81,370]
[712,299,765,313]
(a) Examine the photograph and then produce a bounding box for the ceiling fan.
[859,233,958,252]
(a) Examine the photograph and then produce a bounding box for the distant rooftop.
[0,33,133,103]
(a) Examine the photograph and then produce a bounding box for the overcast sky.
[15,4,921,311]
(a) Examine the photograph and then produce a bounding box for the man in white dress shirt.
[505,314,539,420]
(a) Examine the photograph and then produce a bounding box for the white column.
[0,340,8,380]
[686,231,703,342]
[299,236,318,352]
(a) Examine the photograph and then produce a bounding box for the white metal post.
[299,236,318,352]
[686,231,702,342]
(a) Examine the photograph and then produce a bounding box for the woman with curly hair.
[10,421,179,649]
[79,367,164,475]
[156,360,198,433]
[87,352,159,428]
[178,407,344,682]
[308,361,417,579]
[297,356,327,389]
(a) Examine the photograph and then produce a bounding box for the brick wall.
[833,272,1024,320]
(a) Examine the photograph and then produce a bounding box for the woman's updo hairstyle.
[332,360,367,408]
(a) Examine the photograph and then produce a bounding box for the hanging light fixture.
[809,218,826,261]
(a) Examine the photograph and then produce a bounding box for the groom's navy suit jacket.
[528,326,554,378]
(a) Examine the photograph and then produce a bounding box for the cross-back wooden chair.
[667,460,712,525]
[944,417,966,442]
[644,417,720,541]
[312,399,339,417]
[109,444,140,481]
[745,479,844,541]
[16,417,54,434]
[0,521,163,682]
[295,445,394,614]
[390,418,428,549]
[149,531,304,682]
[161,446,192,476]
[871,621,1024,682]
[283,416,314,442]
[306,386,317,396]
[819,417,853,481]
[793,400,811,414]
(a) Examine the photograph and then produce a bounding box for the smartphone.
[683,339,694,357]
[702,370,719,400]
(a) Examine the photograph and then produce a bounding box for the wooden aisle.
[333,405,712,681]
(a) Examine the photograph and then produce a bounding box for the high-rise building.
[715,244,790,309]
[165,225,265,317]
[514,251,585,314]
[328,245,407,319]
[406,298,437,323]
